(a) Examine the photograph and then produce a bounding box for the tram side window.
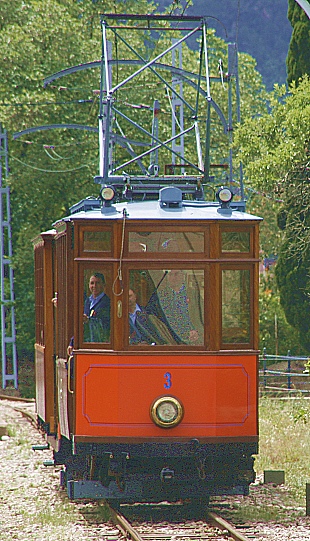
[221,230,250,253]
[128,231,204,253]
[83,269,111,343]
[129,269,204,346]
[221,269,250,344]
[83,230,111,252]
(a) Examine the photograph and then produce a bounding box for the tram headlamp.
[150,396,184,428]
[100,185,116,203]
[216,187,233,207]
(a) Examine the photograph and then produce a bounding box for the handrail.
[67,355,74,395]
[259,349,310,393]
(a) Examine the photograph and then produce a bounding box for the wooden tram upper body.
[33,189,261,502]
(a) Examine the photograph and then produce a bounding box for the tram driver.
[84,272,110,342]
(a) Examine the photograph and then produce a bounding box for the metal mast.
[0,125,18,389]
[14,14,245,206]
[171,39,185,174]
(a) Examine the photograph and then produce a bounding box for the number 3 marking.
[164,372,172,389]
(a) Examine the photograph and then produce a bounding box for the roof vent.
[69,197,101,215]
[159,187,183,209]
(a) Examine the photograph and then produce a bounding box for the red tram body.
[31,14,261,506]
[33,195,260,503]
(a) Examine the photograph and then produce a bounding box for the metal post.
[287,350,291,390]
[99,24,113,180]
[0,125,18,389]
[306,484,310,515]
[262,347,267,389]
[232,42,245,201]
[149,100,160,175]
[227,43,237,186]
[275,313,278,356]
[171,40,184,173]
[203,19,211,182]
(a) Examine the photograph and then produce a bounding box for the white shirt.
[129,304,141,326]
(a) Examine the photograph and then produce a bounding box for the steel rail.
[109,503,254,541]
[208,511,253,541]
[108,505,145,541]
[12,406,38,427]
[0,394,35,403]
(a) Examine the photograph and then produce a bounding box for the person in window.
[129,288,176,345]
[84,273,110,342]
[147,269,201,345]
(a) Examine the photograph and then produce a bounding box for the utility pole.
[0,125,18,389]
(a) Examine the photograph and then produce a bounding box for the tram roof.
[59,199,262,224]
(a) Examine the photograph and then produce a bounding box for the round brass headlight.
[217,187,233,203]
[150,396,184,428]
[100,185,115,202]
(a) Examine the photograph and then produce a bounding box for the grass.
[255,395,310,505]
[14,501,80,527]
[212,395,310,524]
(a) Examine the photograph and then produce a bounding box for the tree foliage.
[287,0,310,85]
[235,76,310,352]
[235,77,310,192]
[258,272,303,356]
[246,194,304,355]
[275,158,310,351]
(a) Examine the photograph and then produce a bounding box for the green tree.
[275,159,310,351]
[235,76,310,353]
[287,0,310,85]
[246,194,304,356]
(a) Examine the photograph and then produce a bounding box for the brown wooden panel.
[35,344,45,421]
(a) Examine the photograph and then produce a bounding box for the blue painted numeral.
[164,372,172,389]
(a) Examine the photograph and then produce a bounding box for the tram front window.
[129,269,204,345]
[83,270,111,342]
[129,231,204,253]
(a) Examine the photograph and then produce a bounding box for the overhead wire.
[42,146,81,161]
[178,0,192,18]
[10,154,96,173]
[16,139,78,147]
[0,98,94,108]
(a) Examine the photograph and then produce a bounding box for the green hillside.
[157,0,292,90]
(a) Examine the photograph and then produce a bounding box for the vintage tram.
[31,14,261,506]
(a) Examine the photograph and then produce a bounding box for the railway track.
[108,503,256,541]
[1,398,257,541]
[0,396,310,541]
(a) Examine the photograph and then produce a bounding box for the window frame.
[77,224,113,257]
[220,225,254,259]
[125,224,210,259]
[219,263,254,350]
[77,262,114,349]
[125,264,207,350]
